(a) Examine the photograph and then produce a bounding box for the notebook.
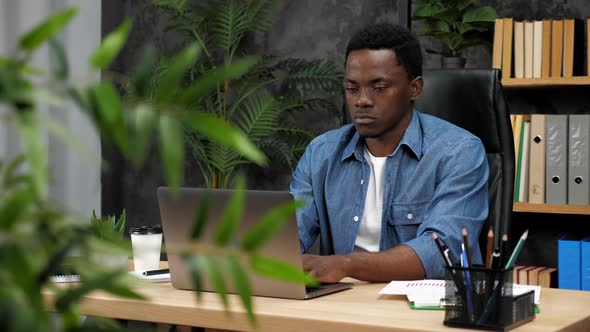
[157,187,353,299]
[49,274,80,283]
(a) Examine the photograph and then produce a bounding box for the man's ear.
[409,76,423,101]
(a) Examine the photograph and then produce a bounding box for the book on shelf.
[532,20,543,78]
[513,21,525,79]
[524,21,534,78]
[502,18,514,79]
[551,20,564,77]
[492,18,504,70]
[513,265,557,288]
[541,19,552,78]
[562,19,585,77]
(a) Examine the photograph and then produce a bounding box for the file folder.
[545,115,568,204]
[558,235,581,290]
[529,114,546,203]
[568,115,590,205]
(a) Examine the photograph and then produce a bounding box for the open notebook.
[379,279,541,309]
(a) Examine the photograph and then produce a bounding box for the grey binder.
[568,115,590,205]
[546,115,568,204]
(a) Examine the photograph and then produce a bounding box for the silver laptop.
[157,187,352,299]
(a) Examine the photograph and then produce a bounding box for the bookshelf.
[503,76,590,88]
[513,203,590,215]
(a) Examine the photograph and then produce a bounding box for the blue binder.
[558,235,581,290]
[582,237,590,291]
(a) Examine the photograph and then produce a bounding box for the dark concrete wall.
[102,0,590,267]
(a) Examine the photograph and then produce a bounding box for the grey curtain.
[0,0,102,218]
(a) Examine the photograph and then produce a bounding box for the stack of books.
[492,18,590,78]
[512,265,557,288]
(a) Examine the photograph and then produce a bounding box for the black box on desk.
[442,266,535,331]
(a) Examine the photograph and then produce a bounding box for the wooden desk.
[45,280,590,332]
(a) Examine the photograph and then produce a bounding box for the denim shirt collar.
[340,110,423,162]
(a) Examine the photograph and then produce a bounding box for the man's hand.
[302,254,352,283]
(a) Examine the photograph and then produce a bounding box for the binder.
[529,114,546,204]
[567,115,590,205]
[582,237,590,291]
[519,120,531,202]
[562,19,585,77]
[545,115,568,204]
[558,235,581,290]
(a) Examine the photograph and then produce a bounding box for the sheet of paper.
[379,280,541,305]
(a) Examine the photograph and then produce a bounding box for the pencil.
[462,227,472,267]
[504,230,529,269]
[500,234,510,267]
[485,227,494,269]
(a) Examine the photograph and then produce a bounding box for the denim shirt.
[290,110,489,279]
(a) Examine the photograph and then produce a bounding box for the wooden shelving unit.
[502,76,590,88]
[513,202,590,215]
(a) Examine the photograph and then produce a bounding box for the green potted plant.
[0,4,315,331]
[148,0,343,188]
[90,210,129,270]
[412,0,496,68]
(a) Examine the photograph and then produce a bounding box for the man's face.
[345,49,420,140]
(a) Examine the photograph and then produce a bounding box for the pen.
[142,268,170,276]
[504,230,529,269]
[485,227,494,269]
[462,228,472,267]
[433,233,453,267]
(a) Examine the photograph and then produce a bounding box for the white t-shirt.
[354,146,387,252]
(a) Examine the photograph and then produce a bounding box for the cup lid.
[130,225,162,235]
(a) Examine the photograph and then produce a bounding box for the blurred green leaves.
[90,19,132,69]
[19,7,79,51]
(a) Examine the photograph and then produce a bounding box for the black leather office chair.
[342,69,515,254]
[415,69,515,254]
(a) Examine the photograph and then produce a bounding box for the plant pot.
[442,56,467,69]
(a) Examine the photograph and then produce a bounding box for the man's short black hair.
[345,23,422,79]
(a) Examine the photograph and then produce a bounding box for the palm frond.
[211,0,250,57]
[235,90,281,142]
[274,58,343,97]
[246,0,281,32]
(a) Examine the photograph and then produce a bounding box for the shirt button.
[361,179,364,185]
[353,216,359,222]
[407,213,413,220]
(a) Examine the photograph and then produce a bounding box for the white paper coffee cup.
[130,225,163,272]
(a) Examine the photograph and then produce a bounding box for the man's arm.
[303,245,424,283]
[303,137,489,282]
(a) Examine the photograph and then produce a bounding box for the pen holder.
[442,266,535,331]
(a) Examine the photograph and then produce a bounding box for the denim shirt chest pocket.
[386,201,430,245]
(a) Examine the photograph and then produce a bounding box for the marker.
[142,268,170,276]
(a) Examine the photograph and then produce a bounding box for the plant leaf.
[184,112,267,166]
[48,39,69,79]
[0,187,33,231]
[129,45,158,98]
[158,115,184,189]
[129,104,158,166]
[16,111,48,199]
[250,254,318,286]
[463,6,496,23]
[225,255,255,323]
[200,255,229,308]
[190,190,210,239]
[155,43,201,103]
[213,176,245,245]
[89,81,128,154]
[179,57,257,107]
[19,7,79,51]
[182,254,203,302]
[90,19,132,69]
[241,200,305,252]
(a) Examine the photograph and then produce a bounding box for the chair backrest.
[414,69,515,254]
